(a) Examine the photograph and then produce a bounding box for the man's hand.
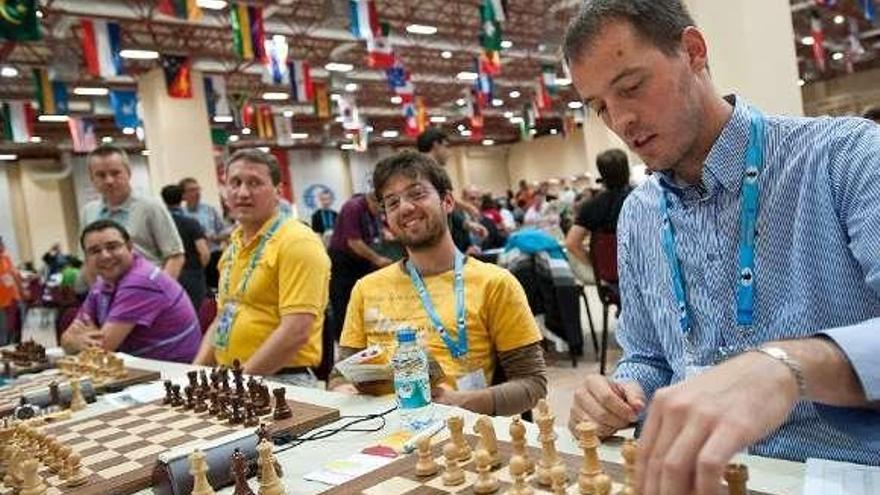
[374,256,393,268]
[432,387,494,414]
[61,314,103,353]
[568,375,645,439]
[636,351,800,495]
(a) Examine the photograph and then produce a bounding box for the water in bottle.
[392,327,435,431]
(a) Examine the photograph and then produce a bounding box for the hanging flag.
[109,90,139,129]
[810,10,826,72]
[338,94,360,130]
[353,125,370,152]
[274,113,293,146]
[1,101,33,143]
[367,23,395,69]
[262,35,289,85]
[158,0,203,21]
[203,74,230,118]
[230,3,265,61]
[80,19,122,78]
[313,81,331,119]
[348,0,381,40]
[468,90,483,141]
[289,60,314,103]
[542,65,558,96]
[522,103,535,141]
[32,69,68,115]
[562,114,576,138]
[479,0,503,52]
[386,59,414,102]
[0,0,40,40]
[255,105,274,140]
[68,117,97,153]
[161,55,193,98]
[479,50,501,77]
[241,102,255,130]
[862,0,876,21]
[474,58,493,107]
[487,0,508,22]
[403,100,418,138]
[416,97,428,133]
[535,76,552,111]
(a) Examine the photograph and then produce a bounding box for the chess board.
[0,367,161,417]
[0,398,340,495]
[0,341,51,377]
[322,435,775,495]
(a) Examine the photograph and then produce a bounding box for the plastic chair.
[589,232,621,376]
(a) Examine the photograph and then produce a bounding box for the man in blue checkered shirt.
[564,1,880,493]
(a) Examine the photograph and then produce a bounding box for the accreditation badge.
[455,356,487,391]
[214,301,238,350]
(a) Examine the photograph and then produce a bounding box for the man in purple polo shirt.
[61,219,201,362]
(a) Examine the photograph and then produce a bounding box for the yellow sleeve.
[484,269,543,352]
[340,279,368,349]
[277,232,330,316]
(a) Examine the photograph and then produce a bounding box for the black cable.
[271,404,398,454]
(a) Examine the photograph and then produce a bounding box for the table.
[57,354,806,495]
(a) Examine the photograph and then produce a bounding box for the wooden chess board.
[0,341,51,377]
[0,398,339,495]
[322,435,775,495]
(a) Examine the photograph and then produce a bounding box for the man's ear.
[680,26,709,73]
[441,191,456,213]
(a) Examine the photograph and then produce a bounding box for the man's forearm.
[774,337,868,408]
[193,324,217,365]
[163,254,185,279]
[348,239,385,266]
[244,319,311,375]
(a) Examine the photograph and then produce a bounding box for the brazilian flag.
[0,0,40,41]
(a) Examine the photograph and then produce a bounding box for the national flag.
[0,0,40,41]
[522,103,536,140]
[288,60,314,103]
[255,105,274,140]
[158,0,202,21]
[241,102,255,130]
[542,65,558,96]
[313,81,331,119]
[230,3,266,61]
[161,55,193,98]
[562,114,576,138]
[204,74,231,118]
[810,11,826,72]
[862,0,876,21]
[403,100,418,137]
[32,69,68,115]
[80,19,122,78]
[274,113,293,146]
[479,50,501,76]
[349,0,381,40]
[68,117,97,153]
[353,125,370,152]
[468,90,483,141]
[367,23,395,69]
[262,35,289,85]
[416,97,428,133]
[109,89,139,129]
[474,58,493,107]
[386,59,414,101]
[535,76,552,111]
[487,0,508,22]
[479,0,503,52]
[338,94,360,130]
[1,101,33,143]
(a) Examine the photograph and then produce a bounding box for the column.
[137,68,222,209]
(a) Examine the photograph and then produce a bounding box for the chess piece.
[724,464,749,495]
[619,439,638,495]
[185,386,196,410]
[473,416,501,467]
[18,458,46,495]
[229,396,245,425]
[507,455,534,495]
[473,449,499,494]
[68,379,86,411]
[414,436,439,477]
[189,449,216,495]
[230,448,255,495]
[550,464,567,495]
[257,439,286,495]
[216,394,230,421]
[48,381,61,411]
[64,452,88,487]
[188,370,199,391]
[244,401,259,427]
[509,417,534,474]
[194,388,209,414]
[3,444,22,487]
[208,390,220,416]
[257,384,272,415]
[535,399,563,486]
[593,473,611,495]
[271,388,292,420]
[447,415,472,462]
[576,421,603,495]
[171,384,185,407]
[199,369,210,392]
[441,442,465,486]
[58,446,73,481]
[232,360,246,397]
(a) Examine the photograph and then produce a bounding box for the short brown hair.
[86,144,130,170]
[372,151,452,203]
[226,149,281,186]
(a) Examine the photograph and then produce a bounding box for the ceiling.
[1,0,878,157]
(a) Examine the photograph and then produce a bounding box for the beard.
[395,214,447,251]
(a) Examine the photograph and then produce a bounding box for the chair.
[589,232,621,376]
[198,296,217,334]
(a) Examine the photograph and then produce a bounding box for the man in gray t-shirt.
[80,145,184,279]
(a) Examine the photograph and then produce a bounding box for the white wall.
[459,146,511,196]
[0,167,20,261]
[347,146,398,194]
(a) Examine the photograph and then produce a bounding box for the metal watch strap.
[756,346,807,399]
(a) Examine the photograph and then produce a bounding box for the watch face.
[14,403,39,420]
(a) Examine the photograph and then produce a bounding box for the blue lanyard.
[221,215,285,299]
[406,250,468,359]
[659,107,765,336]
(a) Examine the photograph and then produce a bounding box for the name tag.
[214,302,238,350]
[456,369,487,391]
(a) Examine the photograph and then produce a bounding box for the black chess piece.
[230,448,255,495]
[257,384,272,416]
[194,388,208,414]
[216,394,230,420]
[221,368,231,392]
[171,384,184,407]
[163,380,174,405]
[48,381,61,410]
[199,369,210,392]
[208,390,220,416]
[187,370,199,391]
[210,368,219,390]
[228,396,244,425]
[184,385,195,410]
[232,361,245,397]
[243,400,259,427]
[271,388,292,420]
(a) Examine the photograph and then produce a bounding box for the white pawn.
[473,449,499,495]
[68,379,86,412]
[506,455,533,495]
[550,464,567,495]
[414,436,439,477]
[441,443,465,486]
[63,453,88,488]
[189,449,216,495]
[257,439,286,495]
[18,458,47,495]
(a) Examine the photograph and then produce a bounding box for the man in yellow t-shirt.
[332,151,547,416]
[194,149,330,386]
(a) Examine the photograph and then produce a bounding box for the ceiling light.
[568,101,584,109]
[492,98,504,107]
[340,143,355,150]
[35,10,43,18]
[122,127,135,135]
[834,14,845,24]
[503,111,513,119]
[429,116,447,123]
[38,115,69,123]
[366,125,374,132]
[0,154,18,161]
[390,95,402,104]
[832,52,844,61]
[119,49,160,60]
[482,139,495,146]
[330,93,342,102]
[141,150,151,156]
[460,129,472,137]
[382,130,399,138]
[345,132,354,139]
[325,62,354,72]
[258,146,270,152]
[530,129,537,135]
[406,24,438,35]
[345,82,358,92]
[335,116,345,123]
[456,71,478,81]
[798,79,806,87]
[509,90,520,99]
[212,115,233,124]
[73,86,109,96]
[1,66,18,78]
[456,98,466,107]
[241,127,252,135]
[228,134,240,142]
[28,136,42,143]
[556,78,572,87]
[801,36,815,46]
[290,132,309,139]
[441,51,452,59]
[197,0,227,9]
[550,129,559,135]
[457,124,466,131]
[283,110,294,118]
[509,116,524,124]
[102,136,113,143]
[262,92,289,100]
[500,40,513,49]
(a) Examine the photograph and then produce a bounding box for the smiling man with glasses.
[60,219,201,362]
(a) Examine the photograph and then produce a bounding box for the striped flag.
[367,22,395,69]
[80,19,122,78]
[479,0,503,52]
[386,59,414,102]
[474,58,493,107]
[0,0,40,41]
[479,50,501,77]
[262,35,289,85]
[542,65,558,96]
[288,60,314,103]
[535,75,552,111]
[1,102,33,143]
[33,69,68,115]
[810,11,826,72]
[68,117,97,153]
[313,81,331,119]
[349,0,381,40]
[203,74,230,118]
[274,113,293,146]
[416,96,428,134]
[230,3,266,61]
[338,95,360,130]
[161,55,193,98]
[158,0,202,21]
[487,0,507,22]
[256,105,274,140]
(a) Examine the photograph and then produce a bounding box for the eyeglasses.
[381,183,434,213]
[85,241,126,257]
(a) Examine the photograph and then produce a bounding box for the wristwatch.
[755,346,808,399]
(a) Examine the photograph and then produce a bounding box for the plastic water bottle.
[392,328,434,432]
